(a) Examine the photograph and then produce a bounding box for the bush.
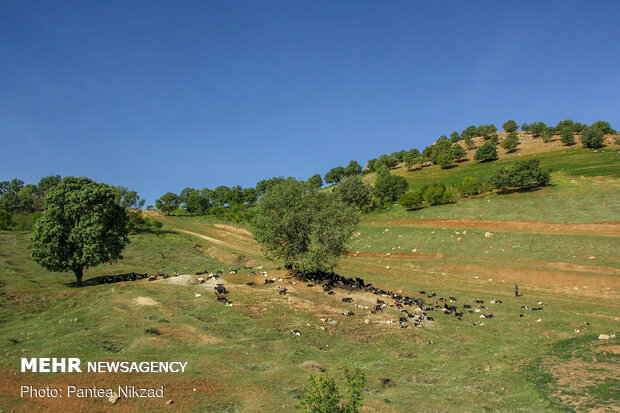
[560,128,575,146]
[489,160,551,191]
[0,210,11,230]
[423,184,451,206]
[477,124,497,139]
[436,152,454,169]
[464,137,475,150]
[474,141,498,162]
[298,368,366,413]
[451,144,466,160]
[501,132,520,152]
[457,176,481,197]
[374,172,408,201]
[333,177,372,209]
[325,167,346,185]
[528,122,548,137]
[378,154,399,169]
[581,126,605,149]
[503,120,518,133]
[399,191,424,210]
[11,212,41,230]
[541,129,553,142]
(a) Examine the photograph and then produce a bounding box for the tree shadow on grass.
[494,185,553,195]
[130,227,176,235]
[65,272,151,288]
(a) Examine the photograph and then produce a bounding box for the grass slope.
[0,147,618,412]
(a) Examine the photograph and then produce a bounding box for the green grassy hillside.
[1,146,618,412]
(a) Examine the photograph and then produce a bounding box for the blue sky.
[2,1,619,204]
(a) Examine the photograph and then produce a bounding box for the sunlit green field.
[1,148,619,412]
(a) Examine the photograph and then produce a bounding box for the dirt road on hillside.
[384,219,620,237]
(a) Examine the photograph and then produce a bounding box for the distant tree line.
[398,160,551,210]
[0,175,147,232]
[360,118,616,176]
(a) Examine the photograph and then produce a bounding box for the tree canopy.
[155,192,180,215]
[501,132,520,152]
[474,141,498,162]
[502,120,518,133]
[333,176,372,210]
[30,177,129,286]
[373,170,408,201]
[581,125,605,148]
[252,179,359,274]
[489,160,551,191]
[325,166,346,185]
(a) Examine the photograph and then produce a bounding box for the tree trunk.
[74,267,84,287]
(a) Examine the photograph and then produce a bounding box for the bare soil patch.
[385,219,620,237]
[212,223,252,237]
[346,251,447,259]
[158,324,223,345]
[132,296,159,306]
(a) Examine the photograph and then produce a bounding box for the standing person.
[514,283,519,297]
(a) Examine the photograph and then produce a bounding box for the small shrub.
[297,367,366,413]
[462,137,474,150]
[374,173,408,201]
[423,184,451,206]
[0,210,11,230]
[474,141,498,162]
[11,212,41,230]
[399,191,424,210]
[501,132,520,152]
[560,128,575,146]
[457,176,481,197]
[436,153,454,169]
[503,120,518,133]
[489,160,551,191]
[144,327,161,335]
[541,130,552,142]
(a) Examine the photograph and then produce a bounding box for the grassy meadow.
[0,146,619,412]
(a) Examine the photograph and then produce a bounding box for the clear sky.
[2,1,619,204]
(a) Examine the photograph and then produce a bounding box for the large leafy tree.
[30,177,129,286]
[324,166,346,185]
[252,179,358,274]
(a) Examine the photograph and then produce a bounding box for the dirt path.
[382,219,620,237]
[346,251,619,275]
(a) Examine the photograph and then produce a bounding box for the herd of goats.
[98,268,547,332]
